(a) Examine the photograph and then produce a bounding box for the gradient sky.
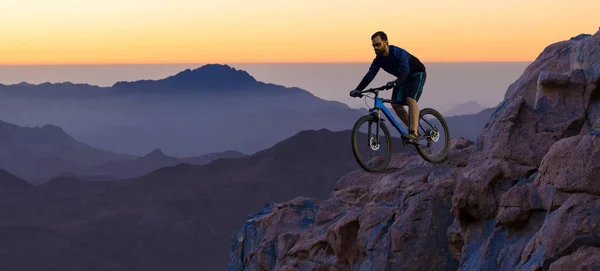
[1,0,598,65]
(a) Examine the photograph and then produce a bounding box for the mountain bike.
[349,84,450,172]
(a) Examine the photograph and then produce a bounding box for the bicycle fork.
[368,109,382,149]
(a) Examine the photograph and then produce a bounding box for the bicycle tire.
[351,114,392,172]
[415,108,450,163]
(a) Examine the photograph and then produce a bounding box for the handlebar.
[360,84,390,93]
[350,83,395,98]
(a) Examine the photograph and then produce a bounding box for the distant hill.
[444,107,494,141]
[0,120,134,184]
[112,64,280,94]
[83,148,247,179]
[444,100,487,116]
[0,119,247,183]
[0,81,105,98]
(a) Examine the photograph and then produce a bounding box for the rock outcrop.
[229,30,600,270]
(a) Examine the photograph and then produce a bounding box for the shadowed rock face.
[229,31,600,270]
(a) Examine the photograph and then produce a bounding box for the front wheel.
[415,108,450,163]
[351,114,392,172]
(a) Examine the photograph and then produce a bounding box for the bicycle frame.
[368,94,408,136]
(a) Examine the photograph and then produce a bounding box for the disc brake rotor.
[430,130,440,142]
[369,137,380,151]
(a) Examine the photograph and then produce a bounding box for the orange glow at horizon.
[1,0,598,65]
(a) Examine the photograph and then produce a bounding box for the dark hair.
[371,31,387,41]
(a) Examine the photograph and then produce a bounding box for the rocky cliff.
[228,30,600,270]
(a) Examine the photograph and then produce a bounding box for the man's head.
[371,31,389,56]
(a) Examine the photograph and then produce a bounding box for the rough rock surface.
[229,30,600,270]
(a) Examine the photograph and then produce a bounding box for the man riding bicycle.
[350,31,427,144]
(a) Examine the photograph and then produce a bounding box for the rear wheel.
[351,114,392,172]
[414,108,450,163]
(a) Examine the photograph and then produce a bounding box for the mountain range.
[0,64,368,157]
[0,127,408,271]
[0,119,246,184]
[0,102,491,184]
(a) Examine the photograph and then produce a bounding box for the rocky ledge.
[229,30,600,271]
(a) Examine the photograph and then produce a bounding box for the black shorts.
[391,71,426,105]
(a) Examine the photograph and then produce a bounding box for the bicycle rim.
[415,108,450,163]
[351,114,392,172]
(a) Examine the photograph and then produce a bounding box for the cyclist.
[350,31,427,143]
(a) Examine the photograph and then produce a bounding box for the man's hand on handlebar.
[350,82,393,97]
[385,80,397,90]
[349,89,363,98]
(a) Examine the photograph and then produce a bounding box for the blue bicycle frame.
[370,94,409,136]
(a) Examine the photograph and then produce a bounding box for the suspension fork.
[368,108,381,142]
[376,108,381,139]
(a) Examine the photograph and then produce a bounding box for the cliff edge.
[229,30,600,270]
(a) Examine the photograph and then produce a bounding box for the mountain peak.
[177,64,254,78]
[144,148,167,158]
[39,123,69,133]
[36,124,75,142]
[0,121,74,144]
[444,100,487,116]
[112,63,258,91]
[166,64,257,88]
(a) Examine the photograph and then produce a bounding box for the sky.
[1,0,598,65]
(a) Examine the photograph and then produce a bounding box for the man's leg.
[391,83,411,129]
[406,98,419,136]
[392,104,409,127]
[403,72,426,139]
